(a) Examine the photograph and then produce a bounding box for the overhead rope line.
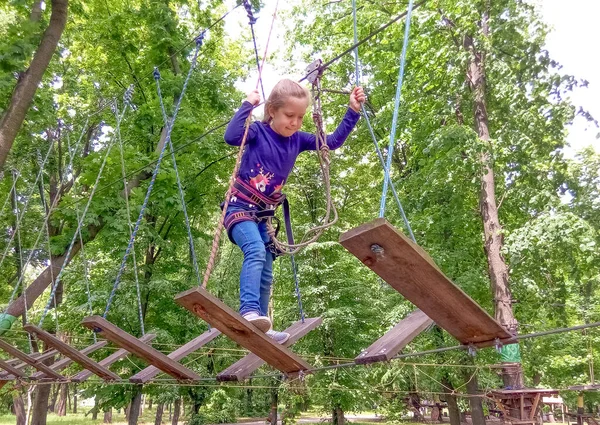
[37,87,135,327]
[351,0,416,241]
[379,0,415,218]
[102,34,205,318]
[243,0,266,100]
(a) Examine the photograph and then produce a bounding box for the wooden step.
[0,339,64,380]
[23,324,120,381]
[218,317,322,382]
[72,333,156,383]
[81,316,201,381]
[355,310,433,364]
[0,350,58,380]
[175,287,312,377]
[130,329,220,384]
[339,219,515,347]
[0,358,26,378]
[30,341,107,380]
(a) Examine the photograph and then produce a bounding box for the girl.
[223,79,365,343]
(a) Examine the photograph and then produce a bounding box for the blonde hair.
[262,79,310,123]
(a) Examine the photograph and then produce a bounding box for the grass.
[0,409,178,425]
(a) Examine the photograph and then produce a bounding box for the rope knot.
[243,0,257,25]
[124,84,134,105]
[195,31,205,46]
[153,67,161,81]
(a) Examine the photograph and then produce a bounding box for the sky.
[225,0,599,156]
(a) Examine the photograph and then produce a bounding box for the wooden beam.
[30,340,107,380]
[130,330,220,384]
[0,339,64,380]
[218,317,322,382]
[81,316,201,381]
[355,310,433,364]
[72,333,156,383]
[0,358,26,377]
[175,287,312,376]
[23,324,120,381]
[339,219,515,346]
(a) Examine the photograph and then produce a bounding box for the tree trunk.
[148,398,153,410]
[128,386,143,425]
[155,403,164,425]
[73,387,77,414]
[441,375,461,425]
[30,383,52,425]
[104,408,113,423]
[56,384,67,416]
[465,371,486,425]
[14,392,26,425]
[332,405,345,425]
[171,398,181,425]
[269,385,278,425]
[463,5,524,388]
[0,0,69,172]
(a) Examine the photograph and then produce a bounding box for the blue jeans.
[228,211,273,316]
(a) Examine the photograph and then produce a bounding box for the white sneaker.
[266,329,290,344]
[242,312,272,332]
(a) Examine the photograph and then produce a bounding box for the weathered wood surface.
[175,287,312,376]
[72,333,156,383]
[24,324,120,381]
[0,358,26,377]
[31,340,108,380]
[81,316,201,381]
[339,219,515,346]
[355,310,433,364]
[0,339,64,379]
[218,317,322,382]
[130,329,220,384]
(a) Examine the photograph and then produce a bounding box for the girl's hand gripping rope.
[246,89,261,106]
[349,86,366,112]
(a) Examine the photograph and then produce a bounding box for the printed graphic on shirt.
[249,165,274,193]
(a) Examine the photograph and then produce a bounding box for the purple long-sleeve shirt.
[224,101,360,209]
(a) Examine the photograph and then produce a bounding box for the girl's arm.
[224,91,261,146]
[299,87,365,151]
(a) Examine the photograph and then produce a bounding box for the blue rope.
[379,0,414,219]
[351,0,416,242]
[290,254,305,322]
[103,37,204,319]
[155,66,202,287]
[243,0,265,100]
[39,89,134,327]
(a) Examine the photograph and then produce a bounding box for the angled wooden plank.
[30,340,108,380]
[569,384,600,391]
[81,316,201,381]
[0,358,26,377]
[339,219,515,347]
[130,329,220,384]
[355,310,433,364]
[175,287,312,376]
[0,339,64,380]
[23,324,120,381]
[72,333,156,383]
[218,317,322,382]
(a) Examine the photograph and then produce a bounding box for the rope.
[65,126,97,343]
[0,169,20,220]
[243,0,266,100]
[155,38,204,287]
[115,101,146,336]
[200,1,279,289]
[2,117,93,317]
[103,35,204,318]
[379,0,415,218]
[351,0,416,241]
[39,88,134,326]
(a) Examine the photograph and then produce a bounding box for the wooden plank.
[130,330,220,384]
[72,333,156,383]
[175,287,312,376]
[339,219,515,347]
[568,384,600,391]
[30,341,108,380]
[0,358,26,377]
[355,310,433,364]
[529,393,541,420]
[81,316,201,381]
[0,339,64,380]
[218,317,322,382]
[23,324,120,381]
